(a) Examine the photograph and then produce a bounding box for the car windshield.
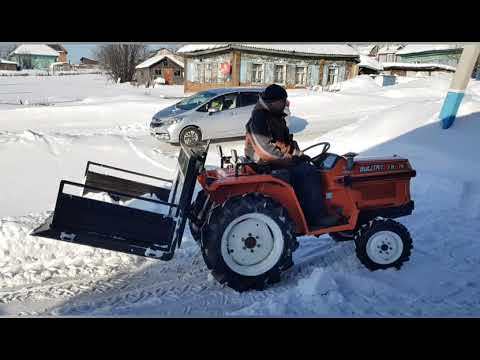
[175,91,216,110]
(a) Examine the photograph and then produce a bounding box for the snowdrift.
[1,74,480,316]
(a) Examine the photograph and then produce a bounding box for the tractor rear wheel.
[202,193,297,292]
[354,219,413,271]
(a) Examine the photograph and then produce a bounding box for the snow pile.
[358,55,383,71]
[0,59,17,65]
[154,76,165,84]
[338,75,381,93]
[0,213,146,291]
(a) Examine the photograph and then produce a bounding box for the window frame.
[295,65,307,85]
[251,63,264,84]
[194,63,205,83]
[274,64,287,85]
[327,63,339,85]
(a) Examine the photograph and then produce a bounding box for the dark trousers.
[289,161,325,225]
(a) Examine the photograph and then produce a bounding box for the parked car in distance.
[149,87,291,146]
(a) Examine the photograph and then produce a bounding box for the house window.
[327,65,338,85]
[174,70,181,76]
[386,54,396,62]
[205,63,212,83]
[217,63,225,83]
[155,69,162,76]
[295,66,306,85]
[251,63,263,83]
[274,65,286,84]
[195,63,204,83]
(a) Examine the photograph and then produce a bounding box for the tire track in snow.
[123,135,175,173]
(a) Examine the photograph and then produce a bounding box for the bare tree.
[0,43,17,59]
[94,44,147,83]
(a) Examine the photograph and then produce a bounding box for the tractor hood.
[351,156,412,175]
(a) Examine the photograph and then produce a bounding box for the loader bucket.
[82,161,173,203]
[32,142,210,261]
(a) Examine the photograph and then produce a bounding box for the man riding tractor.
[245,84,340,229]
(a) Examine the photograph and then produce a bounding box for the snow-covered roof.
[47,44,68,53]
[10,44,60,57]
[359,55,383,71]
[396,44,462,55]
[355,44,378,56]
[0,58,17,65]
[382,62,456,71]
[136,53,184,69]
[49,62,69,69]
[177,44,359,57]
[378,44,404,54]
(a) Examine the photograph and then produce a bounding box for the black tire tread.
[202,193,297,292]
[354,218,413,271]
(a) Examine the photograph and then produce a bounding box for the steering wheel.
[301,142,331,163]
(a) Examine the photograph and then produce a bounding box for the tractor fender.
[203,174,309,234]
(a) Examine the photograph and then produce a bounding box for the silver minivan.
[150,87,291,146]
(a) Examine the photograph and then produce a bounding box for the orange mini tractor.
[32,141,416,292]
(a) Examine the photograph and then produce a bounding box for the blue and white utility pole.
[440,44,480,129]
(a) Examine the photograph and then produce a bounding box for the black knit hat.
[261,84,288,102]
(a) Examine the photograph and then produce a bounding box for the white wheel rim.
[366,231,404,265]
[183,130,199,145]
[221,213,284,276]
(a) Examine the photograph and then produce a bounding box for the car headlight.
[150,117,162,126]
[164,117,183,126]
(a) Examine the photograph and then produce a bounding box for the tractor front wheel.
[354,219,413,271]
[202,194,297,292]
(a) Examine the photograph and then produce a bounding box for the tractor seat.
[241,156,291,183]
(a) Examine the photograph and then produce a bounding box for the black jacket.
[245,98,301,166]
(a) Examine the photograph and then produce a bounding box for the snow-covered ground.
[1,74,479,317]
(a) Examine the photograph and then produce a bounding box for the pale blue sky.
[64,44,180,64]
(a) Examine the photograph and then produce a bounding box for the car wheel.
[180,126,202,147]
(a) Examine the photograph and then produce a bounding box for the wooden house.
[395,44,463,67]
[382,62,456,77]
[377,44,404,63]
[177,44,360,93]
[9,44,59,70]
[47,44,68,63]
[80,57,99,66]
[135,48,184,86]
[0,58,18,71]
